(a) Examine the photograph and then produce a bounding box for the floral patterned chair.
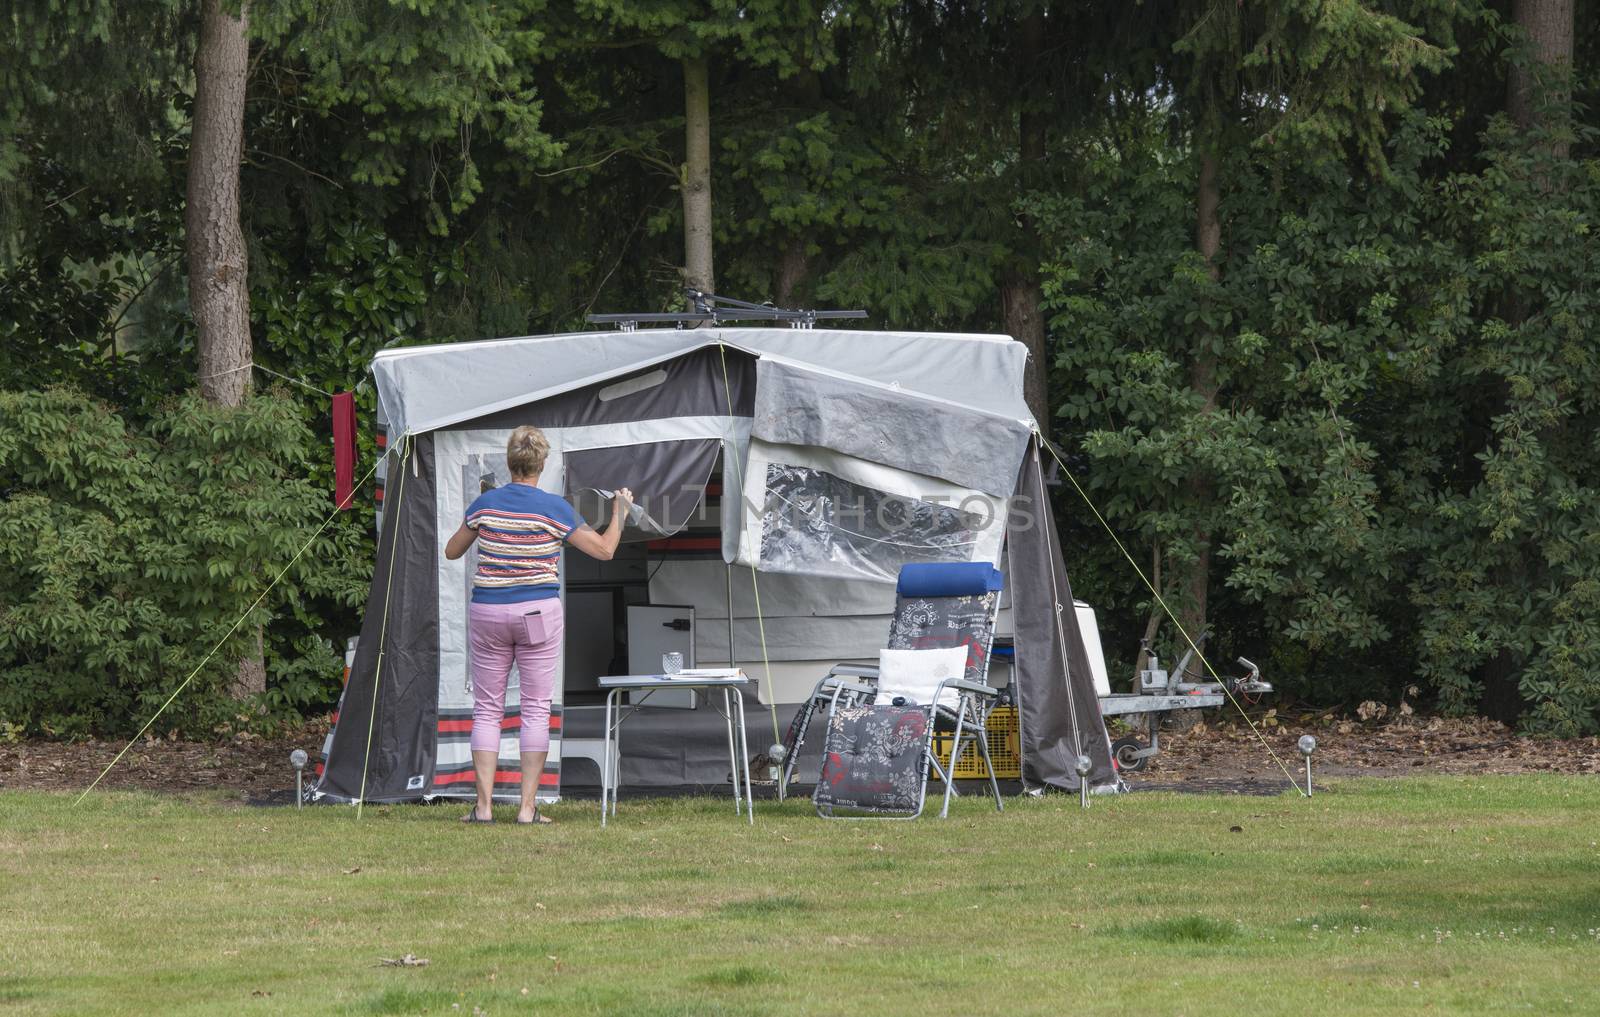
[788,563,1007,818]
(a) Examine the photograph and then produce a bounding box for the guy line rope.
[75,441,397,807]
[1038,436,1306,796]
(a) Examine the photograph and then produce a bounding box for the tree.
[567,1,849,304]
[188,0,254,410]
[1153,0,1450,642]
[1411,0,1585,727]
[1507,0,1575,156]
[683,54,715,293]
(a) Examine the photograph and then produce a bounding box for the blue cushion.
[896,563,1003,598]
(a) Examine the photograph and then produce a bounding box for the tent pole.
[725,562,737,670]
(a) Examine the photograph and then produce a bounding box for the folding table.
[598,674,755,827]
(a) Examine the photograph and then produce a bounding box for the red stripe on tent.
[432,770,560,787]
[376,432,388,448]
[438,716,520,733]
[374,485,385,502]
[437,715,561,734]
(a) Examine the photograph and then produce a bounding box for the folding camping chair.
[787,563,1006,819]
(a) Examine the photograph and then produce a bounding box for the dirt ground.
[1119,712,1600,794]
[4,710,1596,803]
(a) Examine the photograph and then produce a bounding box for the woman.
[444,425,632,824]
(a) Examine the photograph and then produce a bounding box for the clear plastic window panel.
[758,464,985,583]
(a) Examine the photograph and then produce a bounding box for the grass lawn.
[2,777,1597,1016]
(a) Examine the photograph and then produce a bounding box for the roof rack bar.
[585,289,867,331]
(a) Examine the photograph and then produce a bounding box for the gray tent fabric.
[316,435,441,802]
[565,437,721,537]
[1006,439,1119,792]
[373,328,1028,437]
[453,346,755,432]
[752,358,1032,497]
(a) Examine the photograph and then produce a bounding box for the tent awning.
[371,328,1032,438]
[751,357,1031,497]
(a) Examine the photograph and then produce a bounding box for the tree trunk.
[1001,274,1049,426]
[775,237,807,306]
[228,627,267,702]
[188,0,263,698]
[1181,150,1223,643]
[681,55,714,296]
[1506,0,1575,158]
[1134,548,1165,678]
[188,0,252,408]
[1006,14,1051,430]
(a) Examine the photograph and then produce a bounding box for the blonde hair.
[506,426,550,478]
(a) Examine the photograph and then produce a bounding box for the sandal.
[461,808,495,824]
[516,808,553,826]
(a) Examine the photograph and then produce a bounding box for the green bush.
[1041,108,1600,735]
[0,387,364,737]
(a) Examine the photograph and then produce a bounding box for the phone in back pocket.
[521,607,550,644]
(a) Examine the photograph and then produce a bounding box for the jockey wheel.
[1111,735,1148,774]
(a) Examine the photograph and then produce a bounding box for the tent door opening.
[560,543,648,706]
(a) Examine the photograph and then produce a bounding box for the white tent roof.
[370,327,1033,437]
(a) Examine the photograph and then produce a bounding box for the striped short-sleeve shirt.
[465,484,581,603]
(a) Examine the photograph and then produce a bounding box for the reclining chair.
[785,562,1006,819]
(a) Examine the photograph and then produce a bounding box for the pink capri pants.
[468,599,564,753]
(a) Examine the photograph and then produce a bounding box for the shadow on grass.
[717,895,812,918]
[477,938,561,961]
[640,865,713,881]
[694,965,782,987]
[551,985,775,1017]
[1306,853,1425,875]
[1103,848,1205,869]
[357,986,460,1015]
[0,975,38,1003]
[1122,915,1241,944]
[854,856,898,873]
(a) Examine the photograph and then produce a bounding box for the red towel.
[333,392,358,510]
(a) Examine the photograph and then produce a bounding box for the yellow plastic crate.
[930,706,1020,779]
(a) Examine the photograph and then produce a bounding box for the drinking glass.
[662,651,684,676]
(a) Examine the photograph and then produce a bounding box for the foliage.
[1040,102,1600,733]
[250,0,564,233]
[1039,113,1420,696]
[1171,0,1457,164]
[2,0,1598,735]
[0,0,190,237]
[0,388,360,737]
[1403,113,1600,735]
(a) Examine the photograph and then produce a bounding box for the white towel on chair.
[873,646,968,711]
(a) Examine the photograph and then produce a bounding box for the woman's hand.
[571,488,633,562]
